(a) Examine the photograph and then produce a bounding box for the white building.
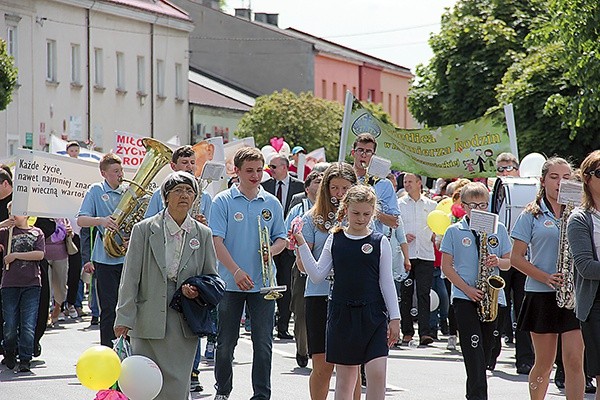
[0,0,193,156]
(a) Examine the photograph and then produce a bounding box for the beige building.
[0,0,193,156]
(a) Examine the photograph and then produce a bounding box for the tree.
[0,39,17,111]
[409,0,543,126]
[235,90,344,161]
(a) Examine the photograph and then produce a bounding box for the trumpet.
[258,216,286,300]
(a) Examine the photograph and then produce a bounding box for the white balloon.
[519,153,546,178]
[118,355,163,400]
[430,290,440,312]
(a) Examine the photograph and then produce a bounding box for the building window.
[137,56,145,94]
[332,82,337,101]
[367,89,375,103]
[342,84,347,97]
[71,44,81,84]
[396,95,400,126]
[321,79,327,98]
[352,86,357,96]
[175,63,183,99]
[94,48,104,87]
[7,26,17,63]
[156,59,165,98]
[46,40,57,82]
[116,52,125,91]
[388,93,392,114]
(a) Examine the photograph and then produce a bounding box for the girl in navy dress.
[294,185,400,400]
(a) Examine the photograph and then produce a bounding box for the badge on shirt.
[462,237,472,247]
[544,220,555,228]
[234,212,244,222]
[361,243,373,254]
[488,236,499,248]
[101,193,110,202]
[189,238,200,250]
[261,209,272,221]
[31,230,39,237]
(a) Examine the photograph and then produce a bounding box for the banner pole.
[503,103,518,160]
[338,91,354,162]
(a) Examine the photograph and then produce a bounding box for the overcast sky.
[224,0,459,73]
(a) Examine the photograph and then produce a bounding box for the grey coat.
[115,212,218,339]
[567,208,600,321]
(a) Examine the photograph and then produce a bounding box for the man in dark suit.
[262,154,305,339]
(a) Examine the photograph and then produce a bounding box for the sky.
[224,0,459,73]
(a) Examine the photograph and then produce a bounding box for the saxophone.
[189,178,208,219]
[476,231,506,322]
[103,138,173,257]
[556,202,576,309]
[258,216,287,300]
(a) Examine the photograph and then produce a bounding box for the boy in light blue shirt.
[210,147,287,400]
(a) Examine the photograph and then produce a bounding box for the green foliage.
[235,90,344,161]
[0,39,17,111]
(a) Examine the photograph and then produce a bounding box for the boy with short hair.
[77,153,125,347]
[0,203,45,372]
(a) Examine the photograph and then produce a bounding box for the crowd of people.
[1,135,600,400]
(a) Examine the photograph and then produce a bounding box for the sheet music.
[367,155,391,179]
[469,210,498,234]
[557,180,583,206]
[201,161,226,181]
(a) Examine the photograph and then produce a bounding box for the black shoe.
[3,352,16,369]
[554,367,565,389]
[90,316,99,326]
[18,360,31,372]
[277,331,293,340]
[296,353,309,368]
[33,343,41,358]
[516,363,532,375]
[586,376,596,394]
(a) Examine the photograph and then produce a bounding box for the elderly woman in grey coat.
[567,150,600,400]
[114,171,217,400]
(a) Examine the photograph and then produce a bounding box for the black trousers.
[454,299,498,400]
[444,278,458,336]
[400,258,434,337]
[489,268,534,367]
[65,234,81,306]
[34,259,50,351]
[274,249,294,334]
[95,262,123,347]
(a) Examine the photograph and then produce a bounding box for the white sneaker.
[447,335,457,350]
[67,305,78,319]
[57,312,66,322]
[214,395,229,400]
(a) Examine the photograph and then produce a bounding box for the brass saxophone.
[258,216,287,300]
[103,138,173,257]
[476,231,506,322]
[556,202,576,309]
[190,178,208,219]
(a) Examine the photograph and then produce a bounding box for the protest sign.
[49,135,103,162]
[339,93,513,178]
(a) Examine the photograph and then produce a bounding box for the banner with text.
[12,149,171,218]
[339,95,513,178]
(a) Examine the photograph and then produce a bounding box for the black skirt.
[517,292,580,334]
[305,296,328,356]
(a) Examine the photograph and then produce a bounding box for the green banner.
[340,96,513,178]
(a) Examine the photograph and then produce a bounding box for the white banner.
[113,131,147,168]
[49,135,103,162]
[12,149,172,219]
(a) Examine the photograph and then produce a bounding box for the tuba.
[476,231,506,322]
[103,138,173,257]
[556,202,576,309]
[258,216,287,300]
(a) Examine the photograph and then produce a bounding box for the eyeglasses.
[268,164,278,170]
[586,169,600,179]
[462,202,489,210]
[354,148,374,156]
[496,165,518,173]
[171,188,195,197]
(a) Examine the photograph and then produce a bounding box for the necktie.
[276,181,283,203]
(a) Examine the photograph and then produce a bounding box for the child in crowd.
[441,182,512,400]
[0,203,45,372]
[294,185,400,399]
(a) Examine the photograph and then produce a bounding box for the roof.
[105,0,191,21]
[188,70,254,111]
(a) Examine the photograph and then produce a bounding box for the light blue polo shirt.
[209,184,286,293]
[285,198,312,232]
[301,213,332,297]
[358,176,399,234]
[77,180,126,265]
[440,218,511,305]
[511,202,559,292]
[144,188,212,221]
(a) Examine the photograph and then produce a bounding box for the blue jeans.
[2,286,41,362]
[215,291,275,399]
[193,337,202,372]
[429,268,449,332]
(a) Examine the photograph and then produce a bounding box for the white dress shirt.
[164,211,193,281]
[397,194,436,261]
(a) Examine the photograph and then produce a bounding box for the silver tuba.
[476,231,505,322]
[556,202,576,309]
[258,216,287,300]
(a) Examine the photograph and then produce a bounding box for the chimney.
[266,13,279,26]
[235,8,251,20]
[254,12,268,24]
[201,0,219,9]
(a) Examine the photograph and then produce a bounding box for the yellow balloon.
[27,216,37,226]
[76,346,122,390]
[427,210,451,235]
[436,198,453,215]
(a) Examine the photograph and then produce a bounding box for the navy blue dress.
[327,231,389,365]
